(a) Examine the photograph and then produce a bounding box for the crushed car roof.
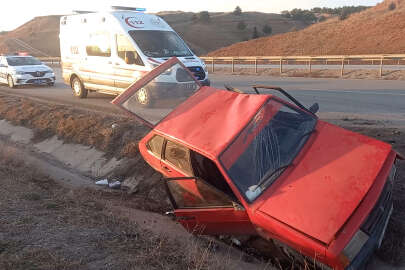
[154,86,270,158]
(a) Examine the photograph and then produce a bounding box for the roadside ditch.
[0,93,404,269]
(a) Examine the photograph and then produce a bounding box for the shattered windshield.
[129,30,193,58]
[220,100,317,202]
[6,56,41,66]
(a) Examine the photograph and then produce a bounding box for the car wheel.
[136,87,153,107]
[7,75,15,88]
[47,82,55,86]
[71,77,88,98]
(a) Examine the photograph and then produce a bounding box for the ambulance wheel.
[136,87,153,107]
[7,75,15,88]
[71,77,88,98]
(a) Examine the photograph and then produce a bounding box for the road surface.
[1,68,404,125]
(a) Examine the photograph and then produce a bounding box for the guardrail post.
[255,58,258,73]
[279,59,283,74]
[211,57,215,73]
[341,58,345,77]
[232,58,235,73]
[308,59,312,73]
[379,57,384,77]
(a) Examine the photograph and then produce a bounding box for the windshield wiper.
[253,164,292,191]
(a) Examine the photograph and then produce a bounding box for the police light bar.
[111,6,146,12]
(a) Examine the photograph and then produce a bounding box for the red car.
[112,57,402,269]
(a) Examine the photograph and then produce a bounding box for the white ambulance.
[59,7,209,105]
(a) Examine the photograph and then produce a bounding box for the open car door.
[165,177,255,236]
[111,57,201,128]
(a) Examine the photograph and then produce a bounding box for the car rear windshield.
[6,57,42,66]
[220,99,317,202]
[128,30,192,58]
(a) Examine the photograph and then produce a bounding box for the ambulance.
[59,6,209,105]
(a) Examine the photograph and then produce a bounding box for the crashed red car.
[112,57,402,269]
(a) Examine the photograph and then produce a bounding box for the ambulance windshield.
[129,30,193,58]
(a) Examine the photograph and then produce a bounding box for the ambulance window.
[116,34,144,66]
[86,31,111,57]
[164,140,193,175]
[147,135,164,158]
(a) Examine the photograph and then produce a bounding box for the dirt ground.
[211,67,405,80]
[0,147,241,270]
[0,93,404,269]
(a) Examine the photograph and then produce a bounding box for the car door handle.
[162,166,172,172]
[115,63,120,66]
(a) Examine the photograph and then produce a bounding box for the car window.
[146,135,164,157]
[164,140,193,175]
[86,31,111,57]
[190,151,236,200]
[166,177,234,208]
[116,34,144,66]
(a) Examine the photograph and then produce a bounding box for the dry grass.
[0,146,232,270]
[208,0,405,57]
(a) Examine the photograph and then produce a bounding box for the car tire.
[7,75,15,88]
[136,87,153,107]
[47,82,55,86]
[71,77,88,98]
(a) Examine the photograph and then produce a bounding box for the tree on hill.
[262,24,272,35]
[198,11,211,23]
[233,6,242,16]
[237,21,247,30]
[252,27,260,39]
[339,8,350,20]
[389,2,396,10]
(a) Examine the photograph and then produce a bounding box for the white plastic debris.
[231,237,242,246]
[95,179,109,186]
[109,181,121,189]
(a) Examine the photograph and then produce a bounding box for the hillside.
[208,0,405,56]
[158,11,307,55]
[0,15,61,56]
[0,11,306,56]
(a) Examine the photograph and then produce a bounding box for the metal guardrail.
[38,57,61,65]
[200,54,405,77]
[39,54,405,77]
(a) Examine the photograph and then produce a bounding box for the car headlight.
[339,230,369,267]
[202,63,208,72]
[45,70,54,74]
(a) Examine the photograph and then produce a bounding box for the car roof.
[154,86,270,158]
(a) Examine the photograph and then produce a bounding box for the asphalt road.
[1,68,404,124]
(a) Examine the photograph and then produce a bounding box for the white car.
[0,55,56,88]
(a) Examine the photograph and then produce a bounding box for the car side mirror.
[309,103,319,114]
[125,51,136,65]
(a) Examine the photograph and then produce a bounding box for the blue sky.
[1,0,383,31]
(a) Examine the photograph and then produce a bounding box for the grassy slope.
[208,0,405,56]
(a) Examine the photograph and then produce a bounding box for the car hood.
[256,121,392,244]
[12,65,51,72]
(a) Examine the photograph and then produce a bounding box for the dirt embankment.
[0,148,236,270]
[208,0,405,57]
[0,94,148,159]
